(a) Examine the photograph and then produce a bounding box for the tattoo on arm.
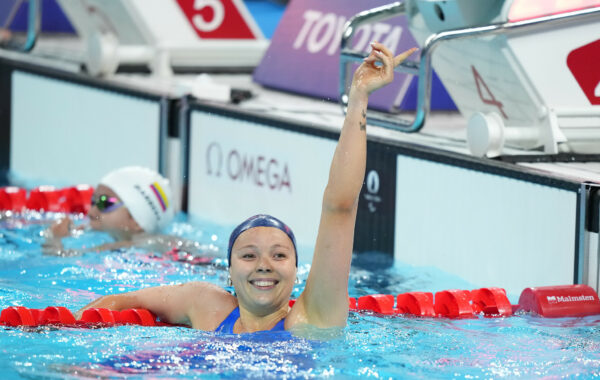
[359,109,367,131]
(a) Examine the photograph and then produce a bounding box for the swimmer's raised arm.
[75,281,235,329]
[295,43,418,327]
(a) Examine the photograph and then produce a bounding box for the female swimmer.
[76,43,418,332]
[43,166,179,255]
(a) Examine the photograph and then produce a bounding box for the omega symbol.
[206,142,223,177]
[366,170,380,194]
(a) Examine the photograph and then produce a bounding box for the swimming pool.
[1,212,600,379]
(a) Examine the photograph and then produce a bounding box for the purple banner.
[253,0,420,111]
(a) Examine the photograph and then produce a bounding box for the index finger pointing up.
[393,47,419,67]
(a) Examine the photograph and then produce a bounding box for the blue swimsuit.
[216,307,286,334]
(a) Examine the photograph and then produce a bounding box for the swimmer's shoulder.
[182,281,237,331]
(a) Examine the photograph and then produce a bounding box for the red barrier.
[357,294,396,314]
[0,306,171,328]
[119,309,157,326]
[80,308,120,325]
[471,287,513,316]
[2,185,95,214]
[434,290,474,318]
[0,306,37,326]
[40,306,77,325]
[1,184,93,214]
[25,187,67,212]
[30,309,44,324]
[3,285,599,328]
[397,292,435,317]
[63,185,94,214]
[0,187,27,212]
[518,285,600,318]
[349,297,357,311]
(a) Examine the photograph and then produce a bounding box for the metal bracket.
[339,3,600,134]
[339,2,422,133]
[1,0,40,52]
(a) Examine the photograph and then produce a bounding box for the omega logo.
[206,142,292,192]
[364,170,381,213]
[366,170,380,194]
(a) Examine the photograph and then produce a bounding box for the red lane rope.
[352,284,600,318]
[0,185,94,214]
[2,285,599,328]
[0,306,180,328]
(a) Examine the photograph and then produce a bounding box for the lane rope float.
[3,285,599,328]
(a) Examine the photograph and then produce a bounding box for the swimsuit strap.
[269,317,286,332]
[216,307,240,334]
[215,307,286,333]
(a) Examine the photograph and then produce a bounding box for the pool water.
[1,212,600,379]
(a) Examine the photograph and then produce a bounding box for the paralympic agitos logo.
[205,142,292,192]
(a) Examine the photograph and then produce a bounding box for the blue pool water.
[1,212,600,379]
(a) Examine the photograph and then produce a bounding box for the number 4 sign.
[176,0,262,39]
[471,65,508,120]
[567,39,600,105]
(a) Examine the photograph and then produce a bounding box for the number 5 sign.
[176,0,262,39]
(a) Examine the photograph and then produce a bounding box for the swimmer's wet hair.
[227,214,297,267]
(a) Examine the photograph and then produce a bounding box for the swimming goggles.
[90,194,123,213]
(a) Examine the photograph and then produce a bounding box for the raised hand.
[351,42,418,96]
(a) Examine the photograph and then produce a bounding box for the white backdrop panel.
[188,111,337,262]
[395,155,578,296]
[11,71,161,185]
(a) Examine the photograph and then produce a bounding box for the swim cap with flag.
[228,214,297,267]
[99,166,174,233]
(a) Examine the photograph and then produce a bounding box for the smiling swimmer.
[75,43,418,333]
[217,214,297,333]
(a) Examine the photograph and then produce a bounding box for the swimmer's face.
[88,184,143,236]
[229,226,297,315]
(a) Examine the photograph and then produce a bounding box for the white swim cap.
[99,166,174,233]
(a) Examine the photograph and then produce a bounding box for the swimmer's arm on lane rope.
[75,281,235,329]
[294,44,418,328]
